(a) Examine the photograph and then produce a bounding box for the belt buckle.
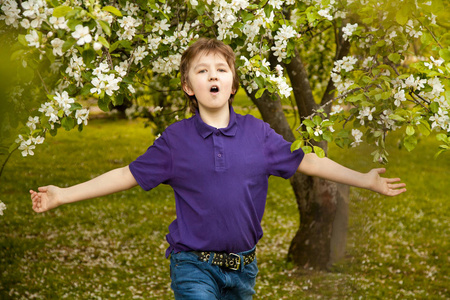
[228,253,241,271]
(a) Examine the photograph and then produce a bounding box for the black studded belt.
[192,248,256,271]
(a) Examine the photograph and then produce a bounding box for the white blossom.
[54,91,75,115]
[49,16,68,30]
[133,46,149,64]
[25,30,40,48]
[72,25,92,46]
[152,19,170,35]
[26,116,39,131]
[0,201,6,216]
[18,138,35,156]
[0,0,21,28]
[357,106,376,125]
[394,89,407,107]
[351,129,363,147]
[51,38,64,56]
[342,23,358,40]
[75,108,89,126]
[405,20,422,38]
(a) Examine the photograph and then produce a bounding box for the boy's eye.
[218,69,227,72]
[198,69,207,73]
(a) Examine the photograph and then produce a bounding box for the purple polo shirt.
[129,106,304,257]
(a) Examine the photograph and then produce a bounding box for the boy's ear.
[183,83,195,96]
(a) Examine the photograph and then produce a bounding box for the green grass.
[0,117,449,299]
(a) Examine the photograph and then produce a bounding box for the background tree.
[1,0,449,270]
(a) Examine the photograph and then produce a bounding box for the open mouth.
[210,85,219,93]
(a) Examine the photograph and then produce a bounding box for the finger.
[388,183,406,189]
[375,168,386,174]
[386,177,402,183]
[38,186,48,192]
[389,188,407,196]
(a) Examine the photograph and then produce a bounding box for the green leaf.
[403,135,417,152]
[102,5,122,17]
[53,6,73,17]
[313,146,325,158]
[98,97,110,112]
[322,131,333,142]
[439,48,450,62]
[18,34,28,47]
[9,142,18,153]
[389,114,406,122]
[395,9,408,26]
[97,36,110,49]
[290,139,303,152]
[264,4,272,18]
[430,102,439,113]
[312,115,322,126]
[61,117,75,131]
[70,103,83,111]
[434,149,446,159]
[436,133,448,142]
[388,53,401,64]
[302,146,312,154]
[406,125,415,136]
[98,20,111,37]
[302,119,315,128]
[255,88,266,99]
[82,48,96,66]
[417,120,431,136]
[62,38,76,53]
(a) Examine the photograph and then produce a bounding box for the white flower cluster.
[90,62,122,96]
[0,200,6,216]
[330,56,358,96]
[240,56,270,93]
[118,15,142,41]
[271,24,298,62]
[351,129,363,147]
[357,106,376,125]
[424,56,445,74]
[16,91,89,157]
[342,23,358,41]
[377,109,399,131]
[239,56,292,98]
[20,0,53,29]
[405,20,423,39]
[0,0,20,28]
[65,53,86,86]
[429,96,450,132]
[210,0,250,40]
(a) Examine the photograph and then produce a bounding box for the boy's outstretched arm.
[30,165,138,213]
[297,153,406,196]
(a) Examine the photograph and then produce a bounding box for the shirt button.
[217,153,222,158]
[215,132,220,136]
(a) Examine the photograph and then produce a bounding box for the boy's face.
[183,51,236,114]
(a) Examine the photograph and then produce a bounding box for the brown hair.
[180,38,240,113]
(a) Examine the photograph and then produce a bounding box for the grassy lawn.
[1,116,449,299]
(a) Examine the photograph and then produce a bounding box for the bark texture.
[247,31,351,270]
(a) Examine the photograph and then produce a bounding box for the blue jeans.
[170,250,258,300]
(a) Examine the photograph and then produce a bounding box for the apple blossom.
[72,25,92,46]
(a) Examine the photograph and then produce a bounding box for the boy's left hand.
[366,168,406,196]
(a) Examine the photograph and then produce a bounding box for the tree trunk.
[247,35,351,269]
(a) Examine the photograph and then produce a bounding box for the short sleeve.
[129,133,172,191]
[264,123,304,179]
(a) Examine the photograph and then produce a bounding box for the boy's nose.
[209,76,218,81]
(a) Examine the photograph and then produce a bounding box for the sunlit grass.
[0,117,448,299]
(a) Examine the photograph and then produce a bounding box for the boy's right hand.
[30,186,62,213]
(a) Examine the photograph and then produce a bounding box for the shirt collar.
[194,106,238,139]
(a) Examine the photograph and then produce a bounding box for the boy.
[30,38,406,299]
